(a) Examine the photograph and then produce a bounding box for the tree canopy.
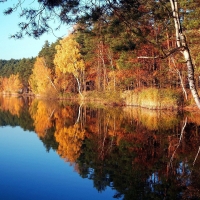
[1,0,200,108]
[0,0,175,40]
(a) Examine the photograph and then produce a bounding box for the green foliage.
[75,29,97,60]
[38,40,59,74]
[0,107,34,131]
[40,126,59,152]
[0,58,35,86]
[0,59,20,77]
[180,0,200,30]
[116,52,132,70]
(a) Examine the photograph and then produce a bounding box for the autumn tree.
[14,58,35,88]
[54,68,77,94]
[0,58,35,90]
[2,74,22,94]
[54,34,85,97]
[29,57,56,96]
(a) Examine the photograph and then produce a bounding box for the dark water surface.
[0,96,200,200]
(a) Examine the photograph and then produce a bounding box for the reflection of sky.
[0,126,117,200]
[147,172,161,192]
[176,162,191,186]
[147,162,192,193]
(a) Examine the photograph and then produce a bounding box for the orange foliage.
[2,74,22,93]
[55,123,85,163]
[0,96,23,116]
[29,100,54,138]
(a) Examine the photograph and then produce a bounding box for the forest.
[1,0,200,109]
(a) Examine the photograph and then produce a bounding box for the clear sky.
[0,1,70,60]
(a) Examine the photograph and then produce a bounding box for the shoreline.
[1,92,198,111]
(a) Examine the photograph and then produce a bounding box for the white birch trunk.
[170,0,200,108]
[74,75,83,98]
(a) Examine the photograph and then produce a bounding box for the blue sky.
[0,1,70,60]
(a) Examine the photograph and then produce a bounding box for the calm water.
[0,96,200,199]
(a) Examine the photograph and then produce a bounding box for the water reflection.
[0,96,200,199]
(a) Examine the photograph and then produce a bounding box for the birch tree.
[54,34,85,97]
[169,0,200,108]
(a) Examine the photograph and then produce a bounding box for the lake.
[0,96,200,199]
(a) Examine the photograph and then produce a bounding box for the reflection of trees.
[40,126,58,152]
[77,107,200,199]
[0,96,34,130]
[1,97,200,199]
[55,123,85,163]
[29,99,60,151]
[29,99,57,138]
[123,107,181,131]
[0,96,24,116]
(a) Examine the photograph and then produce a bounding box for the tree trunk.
[170,0,200,108]
[74,75,83,98]
[170,57,188,100]
[108,48,116,91]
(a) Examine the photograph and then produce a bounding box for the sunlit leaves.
[54,34,85,95]
[29,57,52,95]
[54,34,85,77]
[2,74,22,93]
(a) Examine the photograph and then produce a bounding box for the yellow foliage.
[123,107,179,130]
[29,99,54,138]
[54,34,85,78]
[29,57,52,95]
[0,96,23,116]
[2,74,22,93]
[55,123,85,163]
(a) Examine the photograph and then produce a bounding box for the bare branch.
[138,46,185,60]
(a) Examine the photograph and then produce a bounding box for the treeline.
[0,40,56,94]
[1,1,200,100]
[0,58,35,84]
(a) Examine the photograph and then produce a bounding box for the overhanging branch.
[138,46,185,59]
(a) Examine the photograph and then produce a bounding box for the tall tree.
[54,34,85,97]
[38,40,59,73]
[169,0,200,108]
[29,57,53,95]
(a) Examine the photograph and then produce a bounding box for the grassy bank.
[122,88,183,110]
[2,87,198,110]
[77,88,183,110]
[80,90,124,106]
